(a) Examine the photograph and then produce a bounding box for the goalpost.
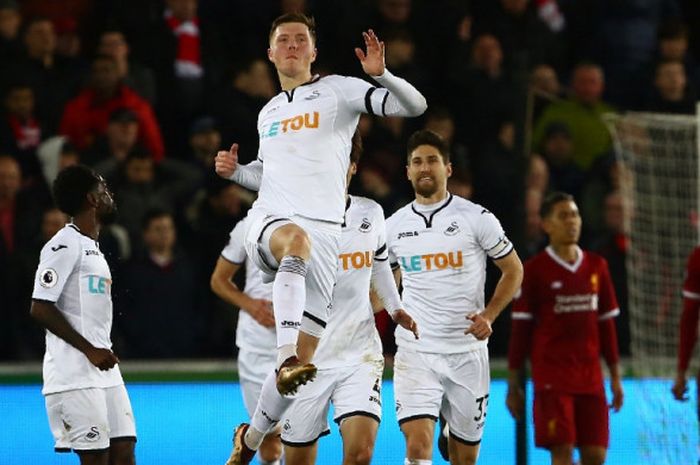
[605,110,699,463]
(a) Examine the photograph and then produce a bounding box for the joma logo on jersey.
[399,251,463,272]
[397,231,419,239]
[87,275,111,295]
[260,111,319,139]
[339,251,373,270]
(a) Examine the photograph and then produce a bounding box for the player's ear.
[446,162,452,178]
[267,48,273,62]
[311,47,317,64]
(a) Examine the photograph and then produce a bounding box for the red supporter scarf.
[7,115,41,150]
[164,9,203,79]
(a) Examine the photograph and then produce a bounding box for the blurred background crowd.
[1,0,698,362]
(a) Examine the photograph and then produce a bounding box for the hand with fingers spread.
[464,312,493,340]
[215,143,239,179]
[354,29,385,77]
[392,309,419,340]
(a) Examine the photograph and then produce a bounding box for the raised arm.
[355,29,427,117]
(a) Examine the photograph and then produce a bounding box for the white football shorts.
[281,355,384,445]
[45,384,136,453]
[244,208,340,337]
[394,346,490,444]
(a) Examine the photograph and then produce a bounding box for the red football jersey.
[512,246,619,394]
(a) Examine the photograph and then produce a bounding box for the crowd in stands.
[2,0,698,361]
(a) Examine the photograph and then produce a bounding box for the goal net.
[605,111,698,463]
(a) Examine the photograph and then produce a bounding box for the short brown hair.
[406,129,450,164]
[269,13,316,44]
[540,191,574,218]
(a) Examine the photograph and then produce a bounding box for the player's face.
[92,178,115,218]
[268,22,316,78]
[407,144,451,198]
[543,200,581,246]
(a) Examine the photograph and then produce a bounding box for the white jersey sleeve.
[32,232,81,303]
[474,208,513,260]
[221,220,248,264]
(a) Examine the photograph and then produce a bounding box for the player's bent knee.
[274,224,311,259]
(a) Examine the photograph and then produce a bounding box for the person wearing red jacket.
[59,54,164,161]
[507,191,624,465]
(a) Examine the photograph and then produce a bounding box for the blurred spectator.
[533,62,614,172]
[148,0,225,155]
[526,151,549,194]
[644,59,696,113]
[83,107,140,167]
[472,119,524,239]
[3,16,84,135]
[522,187,546,258]
[116,209,202,358]
[187,177,248,356]
[36,137,79,186]
[529,63,562,121]
[12,207,68,359]
[102,149,201,249]
[211,57,274,163]
[472,0,565,78]
[538,121,585,199]
[97,29,157,105]
[0,0,21,61]
[448,33,517,155]
[383,28,433,100]
[0,82,43,181]
[186,116,221,171]
[59,54,165,160]
[52,16,80,59]
[592,190,631,356]
[0,156,44,359]
[447,168,473,200]
[423,106,470,172]
[655,18,700,89]
[568,0,681,108]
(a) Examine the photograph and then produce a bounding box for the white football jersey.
[221,218,276,355]
[313,196,385,369]
[32,224,123,395]
[253,75,392,224]
[386,194,514,353]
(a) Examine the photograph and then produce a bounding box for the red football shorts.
[533,390,609,449]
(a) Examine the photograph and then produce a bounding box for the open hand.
[393,309,419,339]
[464,312,493,340]
[354,29,385,77]
[215,143,239,179]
